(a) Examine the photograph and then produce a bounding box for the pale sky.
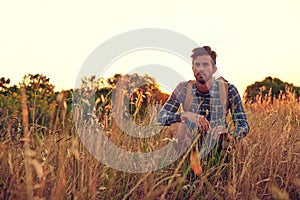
[1,0,300,95]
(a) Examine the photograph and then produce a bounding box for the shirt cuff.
[174,113,181,122]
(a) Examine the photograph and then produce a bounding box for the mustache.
[196,72,206,76]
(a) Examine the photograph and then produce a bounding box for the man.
[158,46,249,159]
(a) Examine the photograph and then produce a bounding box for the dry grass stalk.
[55,91,67,133]
[21,86,34,199]
[50,139,67,199]
[122,172,151,200]
[20,86,29,138]
[160,133,201,200]
[1,84,300,199]
[49,101,57,134]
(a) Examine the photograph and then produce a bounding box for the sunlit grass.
[0,86,299,199]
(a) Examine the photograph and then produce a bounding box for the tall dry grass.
[0,88,299,199]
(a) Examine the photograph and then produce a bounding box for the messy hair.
[191,46,217,67]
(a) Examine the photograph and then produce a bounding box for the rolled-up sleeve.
[228,84,250,139]
[157,83,185,126]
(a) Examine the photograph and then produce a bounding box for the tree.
[76,73,169,128]
[0,77,11,92]
[244,76,300,103]
[21,74,55,94]
[20,74,56,134]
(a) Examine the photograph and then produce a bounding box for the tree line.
[0,73,169,140]
[1,73,299,140]
[244,76,300,103]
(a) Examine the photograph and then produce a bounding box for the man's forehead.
[193,55,213,63]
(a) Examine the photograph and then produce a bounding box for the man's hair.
[191,46,217,67]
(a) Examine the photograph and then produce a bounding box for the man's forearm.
[157,111,181,126]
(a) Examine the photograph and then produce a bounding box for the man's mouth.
[197,73,205,78]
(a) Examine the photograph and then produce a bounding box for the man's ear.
[213,66,218,73]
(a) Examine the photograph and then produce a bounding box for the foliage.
[21,74,56,132]
[75,73,169,129]
[244,76,300,103]
[0,74,66,138]
[0,77,11,91]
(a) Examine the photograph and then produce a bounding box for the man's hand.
[180,112,210,133]
[211,126,232,142]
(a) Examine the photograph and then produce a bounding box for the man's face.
[192,55,217,84]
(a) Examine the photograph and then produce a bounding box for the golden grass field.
[0,88,299,200]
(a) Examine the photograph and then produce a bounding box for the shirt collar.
[192,81,219,97]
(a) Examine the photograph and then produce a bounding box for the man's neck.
[195,79,213,94]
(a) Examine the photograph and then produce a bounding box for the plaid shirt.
[157,80,249,139]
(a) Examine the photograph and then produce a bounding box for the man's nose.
[195,66,204,71]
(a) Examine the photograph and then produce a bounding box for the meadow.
[0,75,299,200]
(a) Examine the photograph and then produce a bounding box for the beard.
[198,79,206,84]
[195,72,208,84]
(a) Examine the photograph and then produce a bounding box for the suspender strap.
[183,80,195,111]
[217,76,229,113]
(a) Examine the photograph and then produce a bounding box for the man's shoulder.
[176,81,194,89]
[213,79,239,96]
[215,79,236,90]
[227,82,238,91]
[173,81,195,101]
